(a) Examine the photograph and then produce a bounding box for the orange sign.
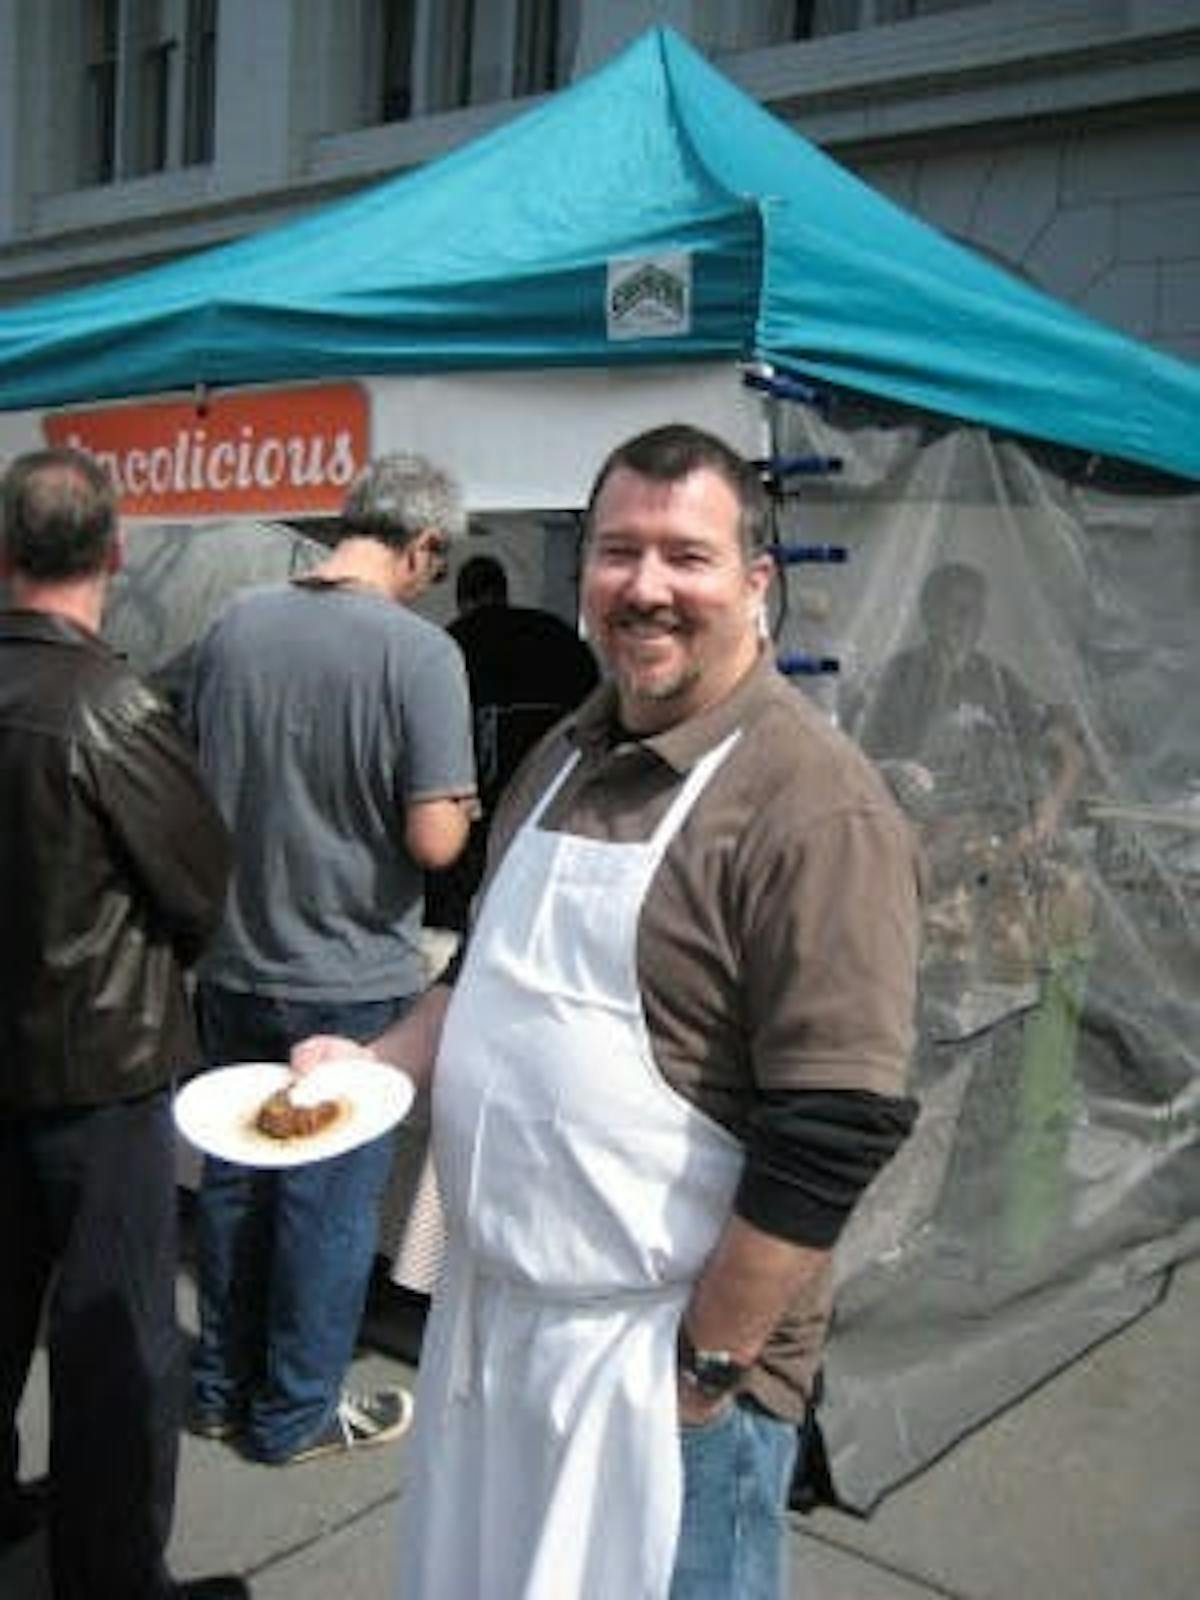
[44,382,370,519]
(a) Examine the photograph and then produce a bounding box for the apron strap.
[525,747,583,827]
[645,730,742,853]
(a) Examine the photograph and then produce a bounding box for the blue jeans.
[191,985,412,1462]
[671,1396,802,1600]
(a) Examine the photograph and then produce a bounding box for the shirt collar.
[570,647,777,775]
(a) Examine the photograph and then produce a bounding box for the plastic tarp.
[100,519,327,701]
[764,396,1199,1510]
[0,29,1197,482]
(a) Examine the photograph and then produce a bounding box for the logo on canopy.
[607,255,691,340]
[43,382,369,520]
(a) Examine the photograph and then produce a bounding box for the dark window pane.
[379,0,416,122]
[184,0,217,163]
[83,0,119,181]
[84,57,117,183]
[88,0,119,55]
[514,0,560,97]
[792,2,816,39]
[427,0,474,112]
[139,38,174,174]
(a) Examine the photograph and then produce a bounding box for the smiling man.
[294,424,922,1599]
[583,450,770,727]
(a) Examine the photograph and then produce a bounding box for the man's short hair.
[920,562,987,627]
[585,423,770,558]
[340,452,466,551]
[456,554,509,610]
[1,447,118,581]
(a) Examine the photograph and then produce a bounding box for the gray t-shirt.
[187,579,475,1000]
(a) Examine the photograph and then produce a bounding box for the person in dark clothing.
[856,561,1084,857]
[425,553,600,932]
[855,560,1087,982]
[0,448,243,1599]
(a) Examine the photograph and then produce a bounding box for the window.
[183,0,217,164]
[513,0,560,98]
[138,28,175,174]
[712,2,819,52]
[83,0,119,184]
[792,2,817,37]
[376,0,416,122]
[737,0,988,46]
[371,0,475,120]
[427,0,476,113]
[77,0,217,185]
[362,0,577,127]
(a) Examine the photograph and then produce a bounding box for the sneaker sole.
[276,1390,415,1466]
[188,1417,241,1442]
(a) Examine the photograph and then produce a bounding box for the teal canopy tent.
[0,27,1196,482]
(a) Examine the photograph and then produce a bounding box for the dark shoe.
[174,1577,251,1599]
[272,1386,413,1465]
[186,1404,241,1442]
[0,1477,48,1549]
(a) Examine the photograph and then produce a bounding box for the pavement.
[5,1245,1198,1599]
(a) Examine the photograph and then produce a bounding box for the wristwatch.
[677,1322,747,1399]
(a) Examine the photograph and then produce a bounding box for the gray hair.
[340,452,466,550]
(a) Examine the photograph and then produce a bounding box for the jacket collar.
[0,607,117,658]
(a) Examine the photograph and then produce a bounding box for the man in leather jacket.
[0,448,243,1599]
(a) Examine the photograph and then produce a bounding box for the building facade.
[1,0,1197,362]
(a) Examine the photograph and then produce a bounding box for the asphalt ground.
[5,1244,1197,1598]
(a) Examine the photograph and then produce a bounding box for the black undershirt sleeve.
[735,1089,919,1248]
[435,939,915,1253]
[437,942,466,990]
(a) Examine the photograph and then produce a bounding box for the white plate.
[173,1059,414,1168]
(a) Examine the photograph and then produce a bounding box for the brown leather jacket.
[0,610,231,1112]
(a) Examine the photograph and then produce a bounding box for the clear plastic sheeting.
[769,398,1199,1512]
[100,519,328,701]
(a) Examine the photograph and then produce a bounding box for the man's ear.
[107,529,126,576]
[748,551,774,610]
[390,540,423,601]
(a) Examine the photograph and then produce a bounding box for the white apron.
[398,735,744,1600]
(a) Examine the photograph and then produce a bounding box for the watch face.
[678,1326,745,1396]
[692,1355,741,1395]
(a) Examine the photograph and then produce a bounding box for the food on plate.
[254,1083,344,1141]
